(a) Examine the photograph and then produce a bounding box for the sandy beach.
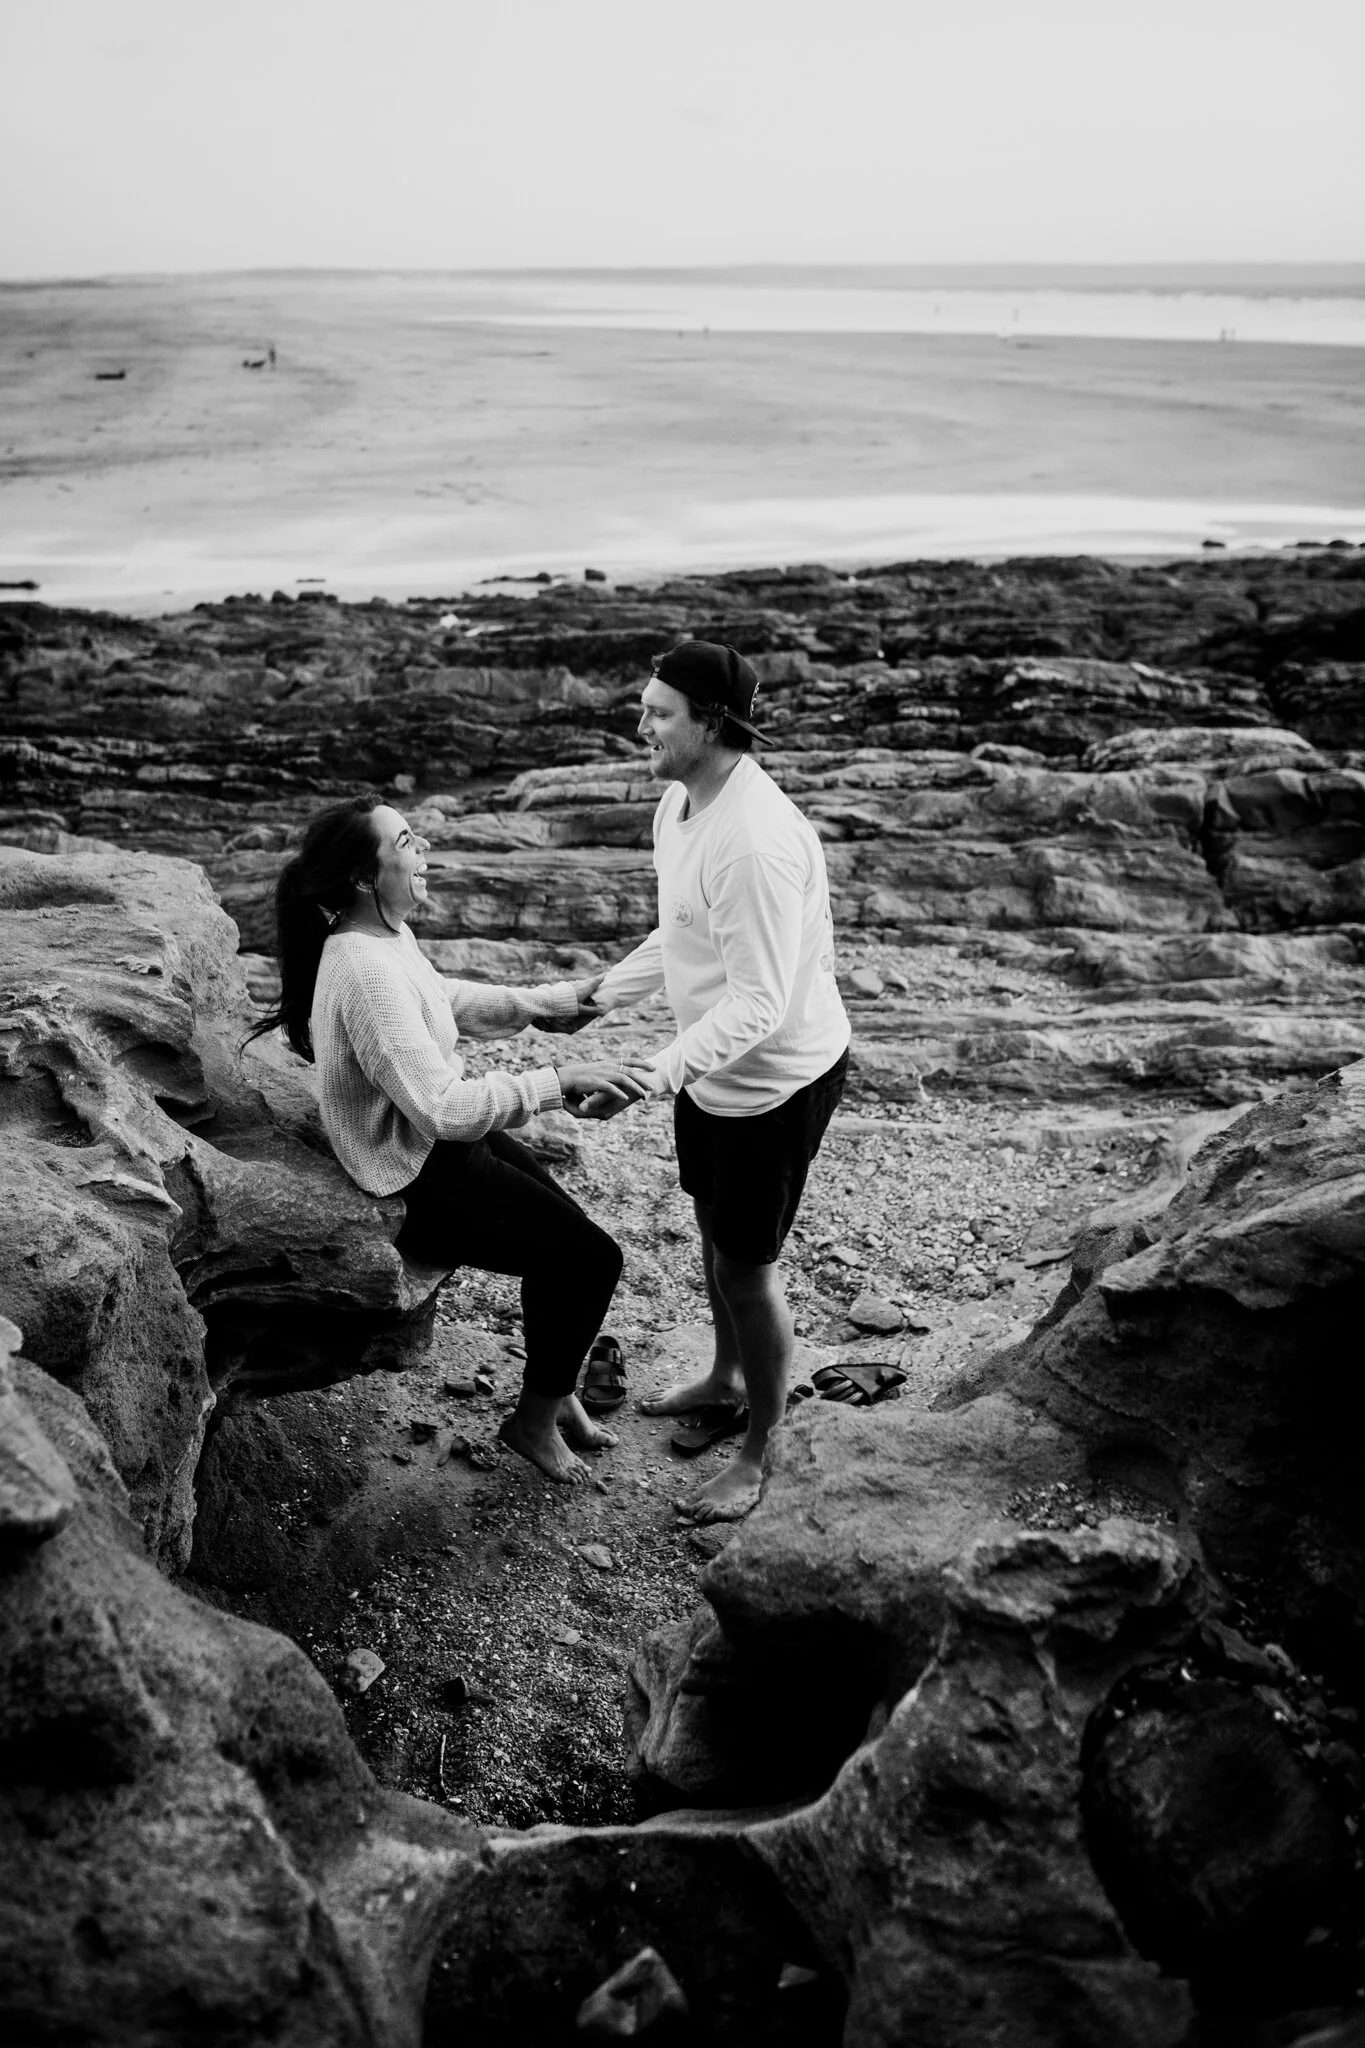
[2,270,1364,609]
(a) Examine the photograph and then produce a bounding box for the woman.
[249,794,642,1483]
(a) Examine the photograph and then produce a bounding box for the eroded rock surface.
[625,1061,1365,2041]
[5,556,1365,1106]
[0,845,445,1565]
[5,555,1365,2044]
[0,1335,475,2046]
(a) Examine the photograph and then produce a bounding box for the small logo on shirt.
[669,897,694,928]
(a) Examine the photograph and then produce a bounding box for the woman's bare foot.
[497,1414,589,1484]
[639,1369,745,1417]
[558,1393,618,1453]
[675,1453,764,1524]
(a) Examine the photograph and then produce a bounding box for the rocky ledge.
[3,864,1362,2039]
[3,551,1365,2045]
[4,551,1364,1106]
[0,845,446,1568]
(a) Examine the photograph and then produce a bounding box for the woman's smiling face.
[366,804,430,924]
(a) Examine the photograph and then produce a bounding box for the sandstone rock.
[852,994,1365,1105]
[425,1818,822,2045]
[344,1647,387,1695]
[0,847,449,1564]
[748,1523,1199,2047]
[1084,725,1320,773]
[576,1944,689,2037]
[8,563,1365,2040]
[1060,927,1364,994]
[627,1056,1365,2036]
[948,1060,1365,1682]
[1083,1679,1352,2000]
[846,1292,903,1333]
[0,1357,475,2046]
[0,1316,77,1551]
[631,1394,1090,1806]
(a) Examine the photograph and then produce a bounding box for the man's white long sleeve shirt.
[594,754,849,1115]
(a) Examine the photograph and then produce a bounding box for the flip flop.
[811,1364,907,1407]
[669,1405,748,1457]
[580,1335,627,1415]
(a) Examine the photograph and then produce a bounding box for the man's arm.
[637,853,804,1096]
[590,929,666,1011]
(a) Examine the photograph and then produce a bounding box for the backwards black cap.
[651,640,772,745]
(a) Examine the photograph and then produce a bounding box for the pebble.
[577,1543,615,1571]
[848,1291,904,1333]
[576,1946,689,2038]
[343,1647,385,1695]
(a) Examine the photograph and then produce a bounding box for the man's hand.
[537,973,604,1035]
[556,1058,648,1120]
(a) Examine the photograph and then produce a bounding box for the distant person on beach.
[588,643,851,1523]
[248,796,644,1484]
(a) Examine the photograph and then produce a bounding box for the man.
[590,640,850,1524]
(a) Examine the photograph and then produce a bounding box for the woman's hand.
[536,973,604,1035]
[556,1058,649,1119]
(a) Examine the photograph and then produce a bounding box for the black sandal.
[669,1405,748,1457]
[581,1335,627,1415]
[812,1364,907,1407]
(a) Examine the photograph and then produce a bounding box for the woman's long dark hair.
[245,796,385,1060]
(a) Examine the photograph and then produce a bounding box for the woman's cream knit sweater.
[311,926,575,1195]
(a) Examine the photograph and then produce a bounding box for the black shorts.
[673,1049,849,1267]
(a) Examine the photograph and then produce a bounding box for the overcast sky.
[6,0,1362,278]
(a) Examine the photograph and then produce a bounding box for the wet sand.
[2,271,1363,609]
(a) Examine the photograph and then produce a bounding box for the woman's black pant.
[397,1130,623,1400]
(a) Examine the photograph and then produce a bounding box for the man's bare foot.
[639,1369,745,1418]
[497,1414,589,1484]
[675,1454,763,1524]
[558,1393,617,1453]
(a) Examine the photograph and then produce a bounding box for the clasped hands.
[555,1058,654,1120]
[538,974,653,1119]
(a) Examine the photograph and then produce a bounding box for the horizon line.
[3,258,1365,291]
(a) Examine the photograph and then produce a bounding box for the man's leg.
[638,1199,748,1414]
[677,1234,794,1523]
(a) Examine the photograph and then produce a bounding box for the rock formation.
[627,1062,1365,2040]
[3,552,1365,2043]
[0,1314,475,2046]
[0,845,444,1568]
[5,553,1362,1105]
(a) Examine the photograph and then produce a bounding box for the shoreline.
[4,279,1364,614]
[4,523,1365,623]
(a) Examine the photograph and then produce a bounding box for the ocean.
[2,266,1363,609]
